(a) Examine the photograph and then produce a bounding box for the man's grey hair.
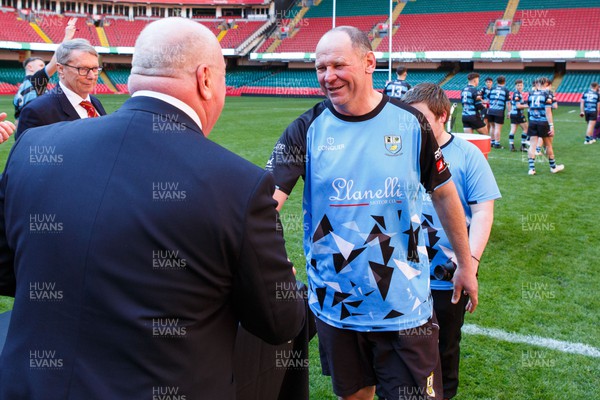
[328,26,372,56]
[56,39,98,64]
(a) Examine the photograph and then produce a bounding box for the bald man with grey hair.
[0,17,304,399]
[128,17,226,135]
[267,25,478,400]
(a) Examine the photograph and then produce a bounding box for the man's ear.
[365,51,377,74]
[196,64,213,101]
[440,111,448,125]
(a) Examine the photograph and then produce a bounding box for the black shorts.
[316,317,442,399]
[528,122,551,138]
[462,115,485,130]
[510,115,526,124]
[487,114,505,124]
[480,108,488,118]
[585,111,598,122]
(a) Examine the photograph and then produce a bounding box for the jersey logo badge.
[384,135,402,155]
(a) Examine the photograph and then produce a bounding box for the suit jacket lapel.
[56,88,82,120]
[91,96,107,116]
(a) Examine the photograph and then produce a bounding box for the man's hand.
[451,264,478,313]
[64,18,77,42]
[0,113,16,143]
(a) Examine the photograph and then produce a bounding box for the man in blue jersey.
[383,65,411,99]
[480,77,493,133]
[461,73,487,134]
[266,26,478,400]
[580,82,599,144]
[403,83,500,400]
[13,18,77,122]
[487,76,511,149]
[509,79,529,152]
[527,79,564,175]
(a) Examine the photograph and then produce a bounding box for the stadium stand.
[218,20,265,49]
[401,0,509,14]
[503,8,600,51]
[377,11,502,52]
[275,16,383,53]
[303,0,389,17]
[0,10,42,43]
[33,14,101,45]
[104,18,149,47]
[0,62,25,85]
[373,70,450,91]
[516,0,594,9]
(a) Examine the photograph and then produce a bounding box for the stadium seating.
[218,20,265,49]
[373,70,450,90]
[503,8,600,51]
[104,18,149,47]
[256,37,275,53]
[35,14,101,45]
[401,0,508,14]
[0,11,42,43]
[225,67,281,88]
[376,12,502,52]
[0,63,26,85]
[0,81,18,95]
[516,0,594,9]
[276,16,383,53]
[304,0,389,17]
[557,71,600,94]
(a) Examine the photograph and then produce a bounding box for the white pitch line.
[462,324,600,358]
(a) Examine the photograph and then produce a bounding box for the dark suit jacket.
[15,85,106,140]
[0,96,305,399]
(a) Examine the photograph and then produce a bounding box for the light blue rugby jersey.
[267,95,451,331]
[421,135,501,291]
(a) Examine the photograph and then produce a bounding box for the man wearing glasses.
[15,39,106,140]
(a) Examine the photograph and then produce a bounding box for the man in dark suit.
[15,38,106,140]
[0,17,305,399]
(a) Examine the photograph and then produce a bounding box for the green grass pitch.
[0,94,598,399]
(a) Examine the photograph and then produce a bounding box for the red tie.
[80,100,99,118]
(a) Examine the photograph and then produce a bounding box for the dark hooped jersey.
[461,85,482,117]
[487,85,511,116]
[13,68,49,118]
[384,79,411,99]
[510,90,526,117]
[266,95,451,332]
[480,86,492,103]
[581,88,600,113]
[528,89,552,123]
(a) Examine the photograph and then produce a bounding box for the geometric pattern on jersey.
[309,210,427,329]
[267,95,451,332]
[420,135,501,291]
